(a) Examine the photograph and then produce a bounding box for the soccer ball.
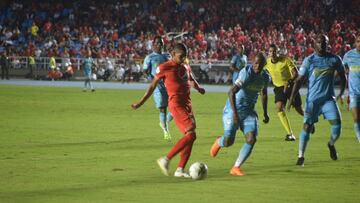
[189,162,208,180]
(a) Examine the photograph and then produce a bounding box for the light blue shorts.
[153,87,168,109]
[304,98,341,124]
[222,108,258,139]
[349,95,360,109]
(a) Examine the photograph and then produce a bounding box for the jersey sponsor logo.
[350,65,360,72]
[246,84,263,92]
[313,67,333,77]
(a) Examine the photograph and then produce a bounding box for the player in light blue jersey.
[230,44,247,84]
[288,34,346,166]
[210,52,270,176]
[343,35,360,143]
[143,36,173,140]
[82,49,96,92]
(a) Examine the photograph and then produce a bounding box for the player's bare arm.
[261,87,269,123]
[131,76,160,109]
[287,75,305,112]
[336,70,346,101]
[228,84,241,125]
[189,71,205,94]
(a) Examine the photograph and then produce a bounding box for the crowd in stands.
[0,0,359,64]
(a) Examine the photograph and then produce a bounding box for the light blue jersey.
[222,65,269,138]
[143,52,171,108]
[299,53,345,104]
[300,53,344,124]
[83,58,94,78]
[343,49,360,96]
[224,65,270,117]
[143,52,170,91]
[230,54,247,83]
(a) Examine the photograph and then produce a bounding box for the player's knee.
[245,133,257,145]
[185,130,197,141]
[303,123,313,133]
[223,137,235,147]
[330,120,341,135]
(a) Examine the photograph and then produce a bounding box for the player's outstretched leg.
[328,119,341,160]
[157,156,170,176]
[230,133,256,176]
[297,127,310,166]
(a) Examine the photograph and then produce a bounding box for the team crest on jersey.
[156,66,160,74]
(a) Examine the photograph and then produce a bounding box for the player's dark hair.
[173,43,188,54]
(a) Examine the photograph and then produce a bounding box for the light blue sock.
[354,122,360,142]
[84,80,88,89]
[298,130,310,157]
[166,112,173,123]
[159,111,167,132]
[234,143,254,167]
[329,124,341,145]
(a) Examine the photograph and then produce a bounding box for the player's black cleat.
[327,143,338,160]
[296,157,305,166]
[285,134,296,141]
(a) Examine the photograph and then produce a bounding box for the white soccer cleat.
[157,157,170,176]
[174,167,191,178]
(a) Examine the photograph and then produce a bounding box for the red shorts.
[169,104,196,134]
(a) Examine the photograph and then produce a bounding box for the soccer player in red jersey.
[131,43,205,178]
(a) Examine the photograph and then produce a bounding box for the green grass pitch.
[0,85,359,203]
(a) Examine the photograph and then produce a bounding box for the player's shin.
[298,130,310,158]
[329,123,341,145]
[167,132,196,160]
[234,143,254,167]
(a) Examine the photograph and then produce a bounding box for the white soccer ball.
[189,162,208,180]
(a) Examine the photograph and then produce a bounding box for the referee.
[265,44,304,141]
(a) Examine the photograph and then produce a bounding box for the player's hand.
[131,102,142,109]
[198,87,206,95]
[263,114,269,124]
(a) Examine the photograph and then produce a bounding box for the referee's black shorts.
[273,83,302,107]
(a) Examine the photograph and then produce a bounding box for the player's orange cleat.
[230,166,245,176]
[210,137,221,157]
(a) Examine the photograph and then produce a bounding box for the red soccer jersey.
[156,60,192,106]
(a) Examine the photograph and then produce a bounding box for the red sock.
[178,139,195,168]
[167,132,196,161]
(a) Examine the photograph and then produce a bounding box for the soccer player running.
[265,44,304,141]
[287,34,346,166]
[143,36,173,140]
[210,52,270,176]
[131,43,205,178]
[83,49,96,92]
[230,44,247,84]
[343,35,360,143]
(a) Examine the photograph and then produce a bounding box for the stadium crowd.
[0,0,359,63]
